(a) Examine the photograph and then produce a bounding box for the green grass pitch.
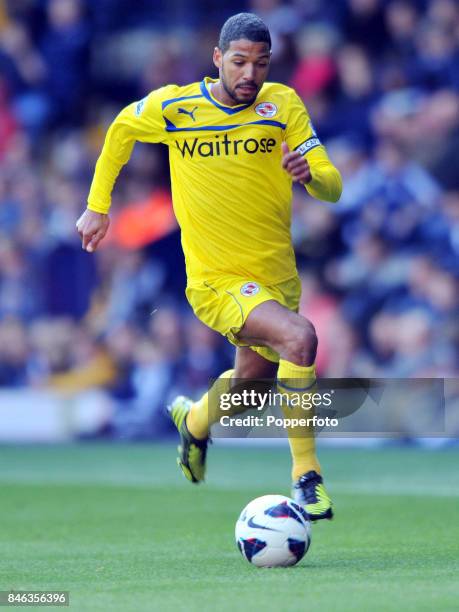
[0,444,458,611]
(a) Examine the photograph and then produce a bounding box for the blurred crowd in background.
[0,0,457,438]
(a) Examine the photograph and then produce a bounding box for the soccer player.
[77,13,342,521]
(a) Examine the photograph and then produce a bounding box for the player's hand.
[281,142,312,184]
[76,209,110,253]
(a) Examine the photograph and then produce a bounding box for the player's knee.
[283,319,318,366]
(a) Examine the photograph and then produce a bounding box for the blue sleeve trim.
[161,94,204,110]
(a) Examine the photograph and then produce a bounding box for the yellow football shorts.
[185,275,301,363]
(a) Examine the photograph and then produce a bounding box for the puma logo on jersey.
[177,106,198,121]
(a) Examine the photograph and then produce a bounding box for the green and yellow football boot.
[292,470,334,522]
[167,395,209,484]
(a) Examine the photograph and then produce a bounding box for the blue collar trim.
[199,80,252,115]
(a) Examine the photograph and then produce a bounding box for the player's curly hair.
[218,13,271,53]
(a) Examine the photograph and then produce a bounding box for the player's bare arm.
[76,209,110,253]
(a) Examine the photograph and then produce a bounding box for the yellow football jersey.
[87,77,342,284]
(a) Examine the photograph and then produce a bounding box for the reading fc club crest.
[255,102,278,118]
[241,282,260,296]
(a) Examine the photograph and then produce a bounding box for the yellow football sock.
[277,360,321,481]
[186,369,234,440]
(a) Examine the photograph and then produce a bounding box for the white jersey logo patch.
[255,102,278,118]
[241,282,261,297]
[134,97,148,116]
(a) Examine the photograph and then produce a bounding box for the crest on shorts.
[241,282,260,297]
[255,102,277,118]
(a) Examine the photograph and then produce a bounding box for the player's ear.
[213,47,222,69]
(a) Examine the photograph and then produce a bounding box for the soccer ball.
[235,494,311,567]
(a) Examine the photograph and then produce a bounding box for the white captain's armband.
[295,137,321,156]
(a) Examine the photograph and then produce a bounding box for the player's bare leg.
[235,300,317,365]
[233,346,278,380]
[236,300,333,521]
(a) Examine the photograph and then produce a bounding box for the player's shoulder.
[131,82,202,120]
[259,82,300,101]
[147,81,202,106]
[257,82,307,116]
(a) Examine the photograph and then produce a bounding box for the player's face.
[213,39,271,105]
